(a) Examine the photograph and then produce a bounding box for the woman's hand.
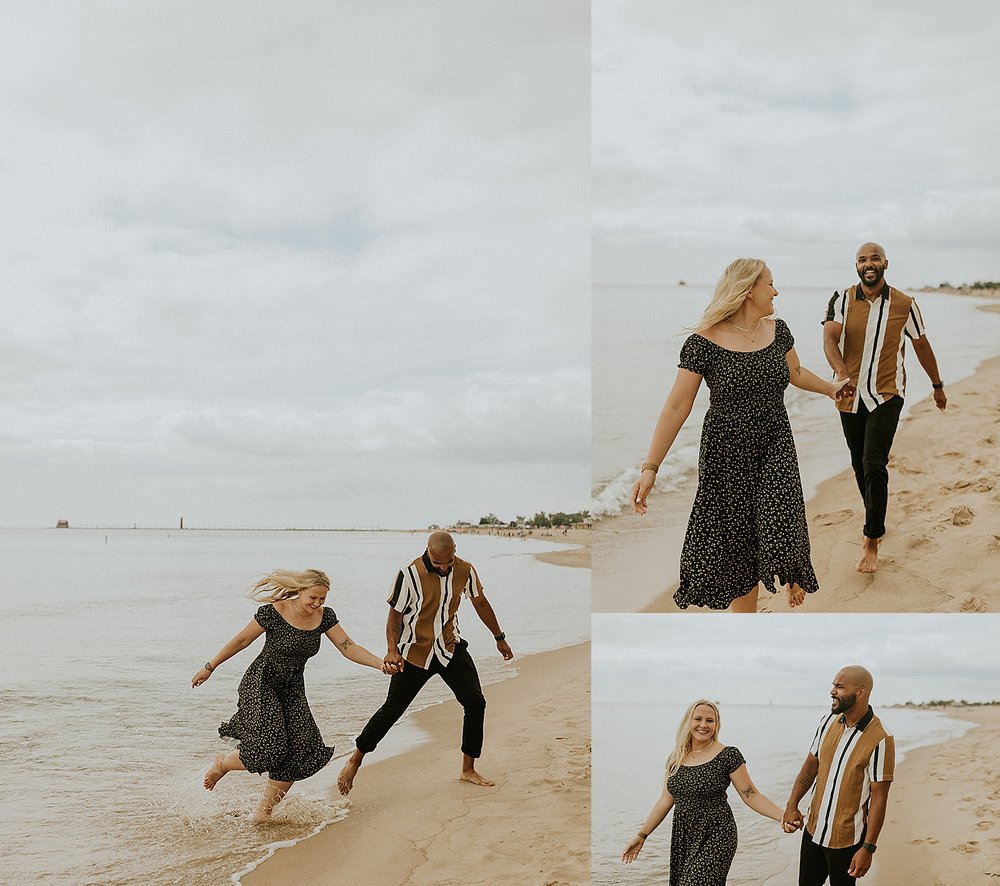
[621,834,646,863]
[827,377,853,401]
[192,667,212,688]
[630,470,656,514]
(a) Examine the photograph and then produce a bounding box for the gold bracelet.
[640,462,659,473]
[637,831,649,839]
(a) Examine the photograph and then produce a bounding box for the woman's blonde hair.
[664,699,722,782]
[693,258,767,330]
[249,569,330,603]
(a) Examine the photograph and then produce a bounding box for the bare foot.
[337,754,362,796]
[460,768,496,787]
[786,584,805,608]
[857,537,880,574]
[204,754,228,790]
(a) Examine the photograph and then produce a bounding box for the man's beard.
[857,266,885,288]
[832,692,858,714]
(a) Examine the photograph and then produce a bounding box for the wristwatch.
[932,381,944,390]
[494,632,506,642]
[862,842,877,853]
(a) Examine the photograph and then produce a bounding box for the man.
[783,666,894,885]
[337,530,513,794]
[822,242,947,573]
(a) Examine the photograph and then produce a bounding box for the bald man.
[823,243,946,573]
[783,666,895,885]
[337,531,513,795]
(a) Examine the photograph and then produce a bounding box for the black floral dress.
[666,745,745,886]
[674,319,818,609]
[219,603,338,783]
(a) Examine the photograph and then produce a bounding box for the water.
[591,701,974,886]
[0,528,588,885]
[593,283,1000,516]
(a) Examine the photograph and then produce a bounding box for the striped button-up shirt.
[824,283,926,413]
[806,706,894,849]
[388,551,483,669]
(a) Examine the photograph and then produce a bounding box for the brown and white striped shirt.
[806,707,894,849]
[824,283,926,413]
[388,551,483,669]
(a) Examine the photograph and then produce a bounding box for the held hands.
[621,834,645,864]
[781,805,804,834]
[191,667,212,688]
[828,377,854,402]
[383,649,404,675]
[630,470,656,514]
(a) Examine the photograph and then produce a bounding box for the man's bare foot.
[337,753,363,796]
[786,584,805,608]
[204,754,228,790]
[857,537,880,574]
[460,767,496,787]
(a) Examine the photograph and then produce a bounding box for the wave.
[591,440,700,518]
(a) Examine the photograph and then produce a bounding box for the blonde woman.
[621,700,790,884]
[630,259,851,612]
[191,569,393,822]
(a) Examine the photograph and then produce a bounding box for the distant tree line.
[899,699,1000,707]
[477,510,590,527]
[936,280,1000,290]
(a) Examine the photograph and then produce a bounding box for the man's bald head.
[836,665,874,694]
[831,665,874,717]
[856,242,886,261]
[428,530,456,555]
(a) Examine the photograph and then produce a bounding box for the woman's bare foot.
[204,754,228,790]
[786,584,805,607]
[857,537,880,574]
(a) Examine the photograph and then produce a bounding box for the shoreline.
[601,351,1000,613]
[240,641,590,886]
[868,705,1000,884]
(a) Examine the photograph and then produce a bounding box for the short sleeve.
[722,746,746,775]
[388,569,413,613]
[464,564,483,599]
[903,299,926,339]
[809,714,832,757]
[320,606,339,632]
[824,290,847,325]
[775,318,794,353]
[254,604,276,630]
[678,334,713,376]
[870,733,894,783]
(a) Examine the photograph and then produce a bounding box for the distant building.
[56,519,69,528]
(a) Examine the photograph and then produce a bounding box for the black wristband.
[862,842,877,853]
[494,632,506,642]
[932,382,944,390]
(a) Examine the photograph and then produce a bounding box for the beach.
[241,641,590,886]
[870,705,1000,885]
[600,347,1000,614]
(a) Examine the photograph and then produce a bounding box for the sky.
[593,614,1000,707]
[593,0,1000,288]
[0,2,590,529]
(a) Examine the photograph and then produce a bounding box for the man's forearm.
[823,339,849,378]
[786,757,818,808]
[386,611,403,652]
[914,340,942,385]
[472,597,503,636]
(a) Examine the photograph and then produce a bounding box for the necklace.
[292,599,309,618]
[726,317,761,340]
[687,738,716,762]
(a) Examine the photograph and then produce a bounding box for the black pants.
[799,829,864,886]
[355,640,486,758]
[839,396,903,539]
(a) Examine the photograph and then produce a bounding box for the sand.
[602,352,1000,613]
[240,641,590,886]
[868,705,1000,884]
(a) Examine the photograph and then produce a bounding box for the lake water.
[593,284,1000,516]
[591,700,973,886]
[0,528,588,885]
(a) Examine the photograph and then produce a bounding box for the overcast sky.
[0,2,589,529]
[593,615,1000,706]
[593,0,1000,287]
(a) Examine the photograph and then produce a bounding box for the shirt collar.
[421,550,453,576]
[838,705,875,731]
[855,283,889,301]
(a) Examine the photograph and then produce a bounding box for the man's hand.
[497,638,513,660]
[933,387,947,411]
[847,846,873,878]
[782,804,803,833]
[384,648,404,674]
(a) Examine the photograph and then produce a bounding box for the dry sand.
[240,641,590,886]
[605,352,1000,614]
[869,705,1000,885]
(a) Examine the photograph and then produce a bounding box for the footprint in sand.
[975,821,995,831]
[952,842,980,854]
[961,597,988,612]
[974,477,997,492]
[815,509,853,526]
[949,506,976,526]
[908,534,938,551]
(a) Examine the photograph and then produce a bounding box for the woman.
[630,259,851,611]
[621,700,789,884]
[191,568,393,822]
